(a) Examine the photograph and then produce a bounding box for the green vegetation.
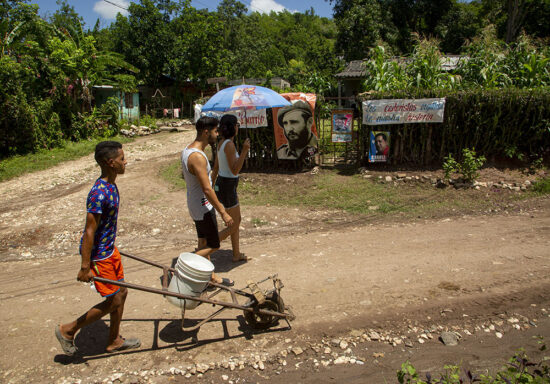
[251,218,269,227]
[2,0,549,165]
[397,343,549,383]
[160,161,523,217]
[532,176,550,194]
[1,2,137,159]
[443,148,486,183]
[0,136,132,182]
[159,160,186,190]
[361,31,550,93]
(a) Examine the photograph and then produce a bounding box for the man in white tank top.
[181,116,235,286]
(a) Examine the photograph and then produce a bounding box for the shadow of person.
[73,320,111,356]
[210,249,247,273]
[53,320,110,363]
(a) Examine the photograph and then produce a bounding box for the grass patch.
[160,160,532,218]
[251,218,269,226]
[159,160,186,190]
[532,176,550,194]
[0,136,133,182]
[240,172,495,216]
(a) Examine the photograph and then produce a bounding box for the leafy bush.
[532,177,550,194]
[443,148,486,183]
[397,347,550,383]
[139,114,158,129]
[98,96,121,134]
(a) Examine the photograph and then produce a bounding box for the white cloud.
[250,0,296,14]
[93,0,129,20]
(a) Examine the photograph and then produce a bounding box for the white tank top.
[181,146,213,220]
[218,139,239,178]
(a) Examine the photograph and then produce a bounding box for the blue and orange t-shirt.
[80,178,120,261]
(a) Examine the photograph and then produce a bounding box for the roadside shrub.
[532,177,550,194]
[98,96,121,134]
[397,348,550,383]
[139,114,157,129]
[34,99,64,149]
[443,148,486,183]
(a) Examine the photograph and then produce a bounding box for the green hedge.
[357,88,550,165]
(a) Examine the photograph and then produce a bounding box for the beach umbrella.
[201,84,291,115]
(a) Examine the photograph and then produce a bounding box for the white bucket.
[166,252,214,309]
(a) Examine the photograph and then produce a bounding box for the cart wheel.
[244,293,284,330]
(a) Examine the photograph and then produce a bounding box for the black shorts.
[194,210,220,249]
[215,176,239,209]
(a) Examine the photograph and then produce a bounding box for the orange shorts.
[91,247,124,297]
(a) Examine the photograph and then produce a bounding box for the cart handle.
[120,251,176,273]
[93,277,290,319]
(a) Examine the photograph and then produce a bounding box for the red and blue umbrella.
[201,85,291,116]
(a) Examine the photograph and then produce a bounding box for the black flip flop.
[219,277,235,287]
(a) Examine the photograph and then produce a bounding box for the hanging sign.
[195,104,267,128]
[362,98,445,125]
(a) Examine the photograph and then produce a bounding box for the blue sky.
[31,0,335,29]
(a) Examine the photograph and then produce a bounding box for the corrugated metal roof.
[335,60,367,79]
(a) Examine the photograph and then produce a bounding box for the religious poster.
[331,109,353,143]
[368,131,390,163]
[273,93,318,160]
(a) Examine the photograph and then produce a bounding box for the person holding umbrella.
[212,114,250,262]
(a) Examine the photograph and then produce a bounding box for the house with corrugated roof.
[334,55,468,106]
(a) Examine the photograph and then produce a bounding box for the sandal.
[106,337,141,353]
[232,253,251,262]
[55,326,77,356]
[214,277,234,287]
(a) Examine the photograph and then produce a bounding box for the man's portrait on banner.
[369,131,390,162]
[274,94,318,160]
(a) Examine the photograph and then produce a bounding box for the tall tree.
[110,0,174,85]
[50,0,85,30]
[330,0,397,60]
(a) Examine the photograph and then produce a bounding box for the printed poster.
[331,109,353,143]
[273,93,318,160]
[369,131,390,163]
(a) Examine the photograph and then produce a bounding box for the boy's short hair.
[196,116,219,133]
[95,141,122,166]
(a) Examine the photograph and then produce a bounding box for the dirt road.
[1,130,549,383]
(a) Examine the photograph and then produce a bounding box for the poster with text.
[195,104,267,127]
[369,131,390,162]
[362,98,445,125]
[331,109,353,143]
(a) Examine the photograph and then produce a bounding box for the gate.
[316,110,365,167]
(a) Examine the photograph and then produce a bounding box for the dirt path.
[1,130,549,383]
